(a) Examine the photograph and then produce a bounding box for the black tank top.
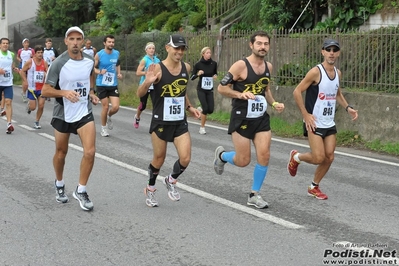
[152,61,189,124]
[231,58,271,119]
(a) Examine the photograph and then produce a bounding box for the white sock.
[56,180,65,187]
[168,175,177,183]
[77,184,86,193]
[310,182,318,189]
[294,153,301,163]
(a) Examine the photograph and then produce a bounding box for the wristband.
[272,102,279,109]
[345,105,353,112]
[186,105,191,111]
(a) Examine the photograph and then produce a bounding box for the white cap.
[22,38,29,44]
[65,26,84,38]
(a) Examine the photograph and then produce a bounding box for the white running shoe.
[213,146,226,175]
[101,127,109,137]
[144,187,159,207]
[163,176,180,201]
[21,91,28,103]
[247,194,269,209]
[199,127,206,135]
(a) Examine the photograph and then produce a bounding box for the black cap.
[168,34,187,48]
[322,39,340,49]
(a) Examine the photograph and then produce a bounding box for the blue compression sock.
[221,151,236,165]
[252,163,268,192]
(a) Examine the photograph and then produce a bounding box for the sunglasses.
[172,46,186,51]
[325,47,340,52]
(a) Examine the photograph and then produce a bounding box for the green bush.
[134,16,150,33]
[189,11,206,30]
[276,62,313,86]
[154,12,173,30]
[230,22,256,31]
[164,13,186,32]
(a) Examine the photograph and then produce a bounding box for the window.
[1,0,5,19]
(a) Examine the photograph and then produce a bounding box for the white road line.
[121,106,399,167]
[19,124,35,131]
[39,132,304,229]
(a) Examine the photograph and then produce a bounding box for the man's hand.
[303,113,317,133]
[239,91,255,100]
[90,94,100,105]
[348,107,358,121]
[145,64,161,83]
[273,102,285,113]
[64,90,81,103]
[188,107,201,119]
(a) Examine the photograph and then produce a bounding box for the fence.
[18,28,399,93]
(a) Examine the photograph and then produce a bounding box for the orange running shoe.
[287,150,299,177]
[308,186,328,200]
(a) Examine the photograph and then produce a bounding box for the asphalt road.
[1,87,398,266]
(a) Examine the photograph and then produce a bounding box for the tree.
[36,0,98,36]
[97,0,179,34]
[258,0,328,29]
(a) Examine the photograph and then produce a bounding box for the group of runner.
[0,28,358,212]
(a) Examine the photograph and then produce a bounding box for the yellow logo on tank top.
[243,77,269,94]
[161,78,187,97]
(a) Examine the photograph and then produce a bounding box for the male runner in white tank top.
[288,39,358,200]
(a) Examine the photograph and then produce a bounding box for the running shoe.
[133,115,140,129]
[26,102,31,114]
[21,91,28,103]
[55,181,69,203]
[163,176,180,201]
[73,186,94,211]
[0,109,5,116]
[101,127,109,137]
[213,146,226,175]
[247,194,269,209]
[199,127,206,135]
[287,150,299,177]
[308,186,328,200]
[144,187,159,207]
[33,121,41,129]
[6,123,14,134]
[107,115,113,130]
